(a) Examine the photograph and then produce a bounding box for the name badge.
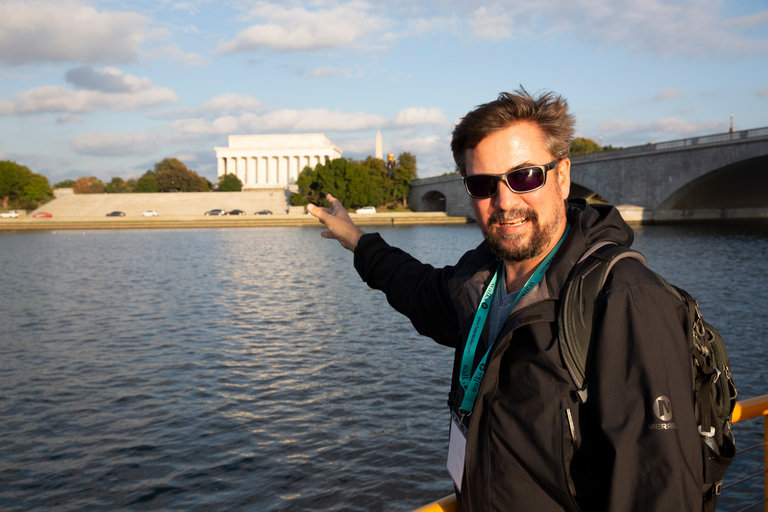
[447,412,467,491]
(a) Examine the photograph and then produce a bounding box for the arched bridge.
[409,126,768,221]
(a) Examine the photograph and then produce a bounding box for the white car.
[0,210,19,218]
[355,206,376,214]
[141,210,159,217]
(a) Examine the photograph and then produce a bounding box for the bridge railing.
[570,126,768,162]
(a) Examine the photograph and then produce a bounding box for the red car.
[33,212,52,218]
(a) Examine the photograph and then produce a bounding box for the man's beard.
[484,206,564,263]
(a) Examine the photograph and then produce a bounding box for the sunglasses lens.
[507,168,544,193]
[465,175,498,198]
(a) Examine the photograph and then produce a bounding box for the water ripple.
[0,224,766,511]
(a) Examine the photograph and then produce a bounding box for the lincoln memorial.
[215,134,343,189]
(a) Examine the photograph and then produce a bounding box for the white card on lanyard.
[447,412,467,491]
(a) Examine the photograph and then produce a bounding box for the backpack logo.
[654,395,673,421]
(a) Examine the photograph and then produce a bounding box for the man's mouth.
[496,216,528,227]
[489,209,537,229]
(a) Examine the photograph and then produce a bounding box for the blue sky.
[1,0,766,184]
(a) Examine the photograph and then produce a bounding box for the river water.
[1,222,767,511]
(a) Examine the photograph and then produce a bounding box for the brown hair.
[451,87,575,175]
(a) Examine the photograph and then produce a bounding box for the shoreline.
[0,212,474,231]
[3,207,767,232]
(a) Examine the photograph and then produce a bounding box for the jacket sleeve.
[587,260,702,511]
[353,232,463,348]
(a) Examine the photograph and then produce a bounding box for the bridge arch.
[568,183,607,204]
[421,190,447,212]
[569,128,768,209]
[658,154,768,209]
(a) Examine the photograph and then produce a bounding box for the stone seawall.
[29,190,294,219]
[0,211,473,231]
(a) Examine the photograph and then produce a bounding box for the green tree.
[135,171,159,193]
[392,152,417,207]
[570,138,602,154]
[105,177,131,193]
[23,174,54,209]
[0,160,54,210]
[54,179,76,188]
[154,158,208,192]
[73,176,105,194]
[218,173,243,192]
[293,157,394,209]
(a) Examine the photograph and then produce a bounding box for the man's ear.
[556,158,571,200]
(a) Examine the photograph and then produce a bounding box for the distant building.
[375,130,383,160]
[215,134,342,189]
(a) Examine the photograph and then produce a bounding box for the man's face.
[465,121,571,263]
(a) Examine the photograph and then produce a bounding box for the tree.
[292,156,409,210]
[105,177,133,194]
[135,171,159,193]
[73,176,105,194]
[23,174,54,208]
[218,173,243,192]
[153,158,208,192]
[570,138,602,154]
[54,179,76,188]
[392,152,418,207]
[0,160,54,210]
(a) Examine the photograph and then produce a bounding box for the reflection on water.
[0,223,766,511]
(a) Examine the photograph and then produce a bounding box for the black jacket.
[354,201,702,511]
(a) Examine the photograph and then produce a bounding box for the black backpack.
[558,244,737,511]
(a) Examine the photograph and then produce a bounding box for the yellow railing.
[725,394,768,512]
[412,394,768,512]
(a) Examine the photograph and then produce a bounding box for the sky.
[0,0,767,185]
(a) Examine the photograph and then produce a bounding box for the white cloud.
[311,67,339,78]
[146,44,211,67]
[202,93,262,112]
[545,0,768,58]
[0,100,13,115]
[757,88,768,98]
[65,66,153,93]
[417,0,768,58]
[653,87,680,101]
[380,16,457,42]
[171,105,448,136]
[217,1,387,53]
[56,113,84,124]
[2,68,177,115]
[392,134,446,155]
[599,116,723,145]
[391,107,448,127]
[71,131,159,156]
[467,6,513,41]
[0,0,149,66]
[173,109,388,134]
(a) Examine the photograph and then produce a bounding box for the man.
[307,89,701,511]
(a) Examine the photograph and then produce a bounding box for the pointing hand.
[307,194,364,251]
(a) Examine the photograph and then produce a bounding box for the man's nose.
[493,178,524,211]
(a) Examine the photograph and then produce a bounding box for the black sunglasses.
[462,160,559,199]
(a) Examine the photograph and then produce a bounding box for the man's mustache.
[488,209,539,228]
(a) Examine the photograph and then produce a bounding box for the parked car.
[32,212,52,218]
[226,209,245,216]
[256,210,273,215]
[106,211,126,217]
[204,209,225,216]
[0,210,19,218]
[355,206,376,214]
[141,210,158,217]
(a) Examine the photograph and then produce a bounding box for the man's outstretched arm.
[306,193,364,251]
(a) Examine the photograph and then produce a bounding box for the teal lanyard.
[458,224,571,415]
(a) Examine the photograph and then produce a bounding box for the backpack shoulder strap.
[558,244,647,403]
